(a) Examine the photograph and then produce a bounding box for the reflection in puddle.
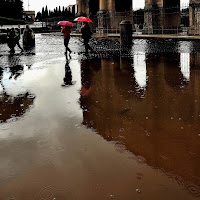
[2,37,200,199]
[180,53,190,81]
[0,92,35,123]
[133,53,147,90]
[80,54,200,197]
[0,54,35,123]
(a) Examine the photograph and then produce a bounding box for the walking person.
[61,25,72,58]
[81,21,94,54]
[7,28,16,53]
[14,28,23,52]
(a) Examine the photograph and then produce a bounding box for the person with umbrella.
[81,21,94,54]
[59,21,74,58]
[74,17,94,54]
[7,28,16,53]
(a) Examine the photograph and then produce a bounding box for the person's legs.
[84,38,93,53]
[16,41,23,51]
[84,39,89,53]
[10,43,15,53]
[64,36,72,54]
[88,43,93,52]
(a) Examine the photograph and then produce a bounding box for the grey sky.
[23,0,189,13]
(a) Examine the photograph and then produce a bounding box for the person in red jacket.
[61,26,72,57]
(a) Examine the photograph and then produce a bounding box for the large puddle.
[0,34,200,199]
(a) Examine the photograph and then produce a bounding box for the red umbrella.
[58,21,75,27]
[80,86,94,96]
[74,16,93,23]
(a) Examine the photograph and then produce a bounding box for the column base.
[97,10,109,34]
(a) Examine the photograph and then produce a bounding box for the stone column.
[100,0,107,11]
[97,0,109,34]
[107,0,115,12]
[78,0,83,14]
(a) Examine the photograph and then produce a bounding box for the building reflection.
[180,53,190,81]
[133,53,147,90]
[79,53,200,197]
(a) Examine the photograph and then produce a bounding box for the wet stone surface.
[0,34,200,199]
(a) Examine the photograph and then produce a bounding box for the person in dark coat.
[7,28,16,53]
[23,25,35,47]
[81,21,94,53]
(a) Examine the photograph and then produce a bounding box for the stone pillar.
[100,0,107,10]
[78,0,83,14]
[107,0,115,12]
[97,0,109,34]
[120,20,132,46]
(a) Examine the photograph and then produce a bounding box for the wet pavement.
[0,34,200,199]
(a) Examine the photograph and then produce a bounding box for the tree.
[58,6,61,16]
[41,7,45,19]
[44,5,49,18]
[62,6,65,15]
[55,7,58,17]
[0,0,23,19]
[35,11,42,21]
[181,8,189,27]
[133,9,144,25]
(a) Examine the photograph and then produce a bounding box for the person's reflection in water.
[7,55,24,80]
[0,66,5,92]
[9,64,24,80]
[0,57,35,122]
[61,56,72,86]
[23,45,36,55]
[80,59,94,96]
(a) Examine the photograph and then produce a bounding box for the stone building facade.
[76,0,133,33]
